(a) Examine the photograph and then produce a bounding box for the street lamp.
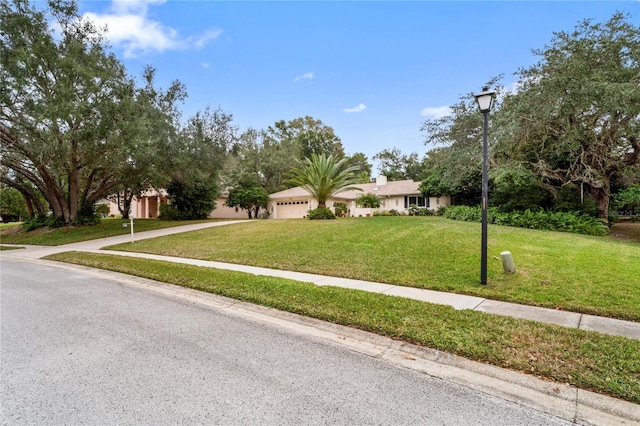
[474,87,496,285]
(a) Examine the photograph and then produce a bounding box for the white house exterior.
[267,176,451,219]
[103,190,246,219]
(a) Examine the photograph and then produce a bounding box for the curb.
[22,257,640,426]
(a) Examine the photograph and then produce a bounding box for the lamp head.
[474,87,496,113]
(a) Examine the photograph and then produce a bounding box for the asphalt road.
[0,257,572,425]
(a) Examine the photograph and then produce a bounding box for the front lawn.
[105,217,640,321]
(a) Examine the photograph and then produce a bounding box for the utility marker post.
[129,210,135,243]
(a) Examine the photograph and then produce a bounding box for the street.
[1,257,571,425]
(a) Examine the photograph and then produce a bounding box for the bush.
[74,204,100,226]
[356,193,381,208]
[407,204,420,216]
[22,213,65,231]
[307,207,336,220]
[435,206,448,216]
[444,206,609,236]
[613,185,640,220]
[334,202,348,217]
[95,204,110,218]
[164,178,219,220]
[444,205,481,222]
[158,203,182,221]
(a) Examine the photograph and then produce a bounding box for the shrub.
[307,207,336,220]
[613,185,640,222]
[158,203,182,221]
[165,178,219,220]
[435,206,448,216]
[444,205,481,222]
[22,213,65,231]
[356,193,381,208]
[95,204,110,218]
[407,204,420,216]
[334,202,348,217]
[74,204,100,226]
[444,206,609,236]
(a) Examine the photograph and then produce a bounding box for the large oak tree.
[496,12,640,219]
[1,0,184,225]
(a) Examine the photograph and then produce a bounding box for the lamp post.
[474,87,496,285]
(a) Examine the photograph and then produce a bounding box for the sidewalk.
[2,220,639,341]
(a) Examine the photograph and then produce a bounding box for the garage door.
[275,200,310,219]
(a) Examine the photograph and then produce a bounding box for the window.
[404,196,429,208]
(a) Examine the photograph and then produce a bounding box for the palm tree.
[287,153,363,208]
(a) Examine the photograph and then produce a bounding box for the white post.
[500,251,516,273]
[130,210,134,243]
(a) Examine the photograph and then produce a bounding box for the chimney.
[375,175,387,186]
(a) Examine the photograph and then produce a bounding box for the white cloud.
[420,106,451,119]
[201,62,210,68]
[84,12,182,58]
[191,29,223,49]
[343,103,366,113]
[109,0,166,15]
[294,72,314,82]
[83,0,220,58]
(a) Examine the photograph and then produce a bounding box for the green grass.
[0,222,22,230]
[0,245,24,250]
[44,251,640,404]
[104,217,640,321]
[0,218,219,246]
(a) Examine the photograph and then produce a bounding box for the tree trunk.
[592,185,610,220]
[68,165,79,224]
[22,194,35,218]
[118,191,134,220]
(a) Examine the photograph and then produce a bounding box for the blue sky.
[77,0,639,172]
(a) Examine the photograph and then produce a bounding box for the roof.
[269,179,422,201]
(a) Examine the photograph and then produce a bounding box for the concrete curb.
[15,257,640,426]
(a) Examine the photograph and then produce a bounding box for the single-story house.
[267,176,451,219]
[103,189,246,219]
[101,189,169,218]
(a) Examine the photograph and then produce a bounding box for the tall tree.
[224,127,297,194]
[268,116,346,160]
[495,13,640,219]
[161,107,237,219]
[419,146,484,206]
[0,0,184,225]
[419,82,499,204]
[343,152,373,182]
[287,153,362,208]
[174,107,237,182]
[108,66,186,219]
[373,148,406,181]
[373,148,426,181]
